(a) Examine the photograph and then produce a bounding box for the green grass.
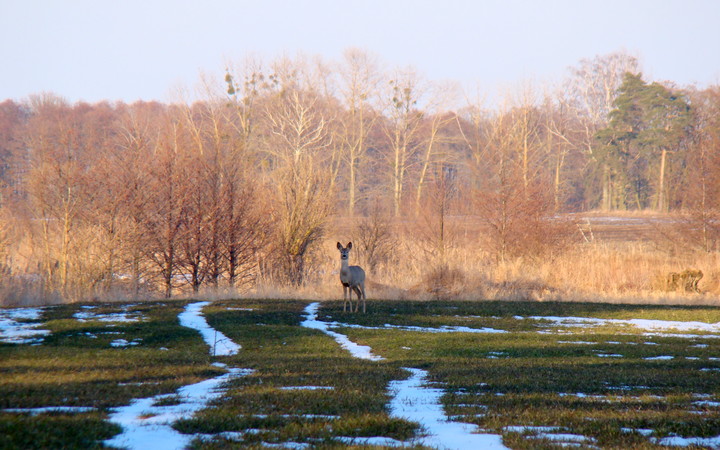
[2,298,720,448]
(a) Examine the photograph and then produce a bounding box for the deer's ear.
[347,242,352,249]
[337,242,342,250]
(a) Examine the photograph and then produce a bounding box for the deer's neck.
[340,259,350,272]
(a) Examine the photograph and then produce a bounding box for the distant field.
[3,299,720,449]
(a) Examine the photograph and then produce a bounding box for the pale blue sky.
[1,0,718,104]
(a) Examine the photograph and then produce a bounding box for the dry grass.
[318,213,720,306]
[3,213,719,307]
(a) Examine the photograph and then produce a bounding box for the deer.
[337,242,366,313]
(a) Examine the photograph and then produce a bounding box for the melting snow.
[74,305,143,323]
[105,364,252,450]
[111,338,142,348]
[3,406,95,415]
[359,323,507,334]
[389,367,507,449]
[178,302,240,356]
[0,307,50,344]
[300,302,383,361]
[655,435,720,447]
[280,386,334,391]
[526,315,720,336]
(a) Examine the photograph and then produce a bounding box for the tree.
[469,96,571,263]
[24,96,91,298]
[566,52,640,208]
[414,82,459,214]
[382,69,425,216]
[264,88,334,286]
[678,86,720,252]
[142,114,189,298]
[595,73,691,210]
[336,49,382,216]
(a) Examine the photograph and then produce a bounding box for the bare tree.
[414,82,460,214]
[382,68,425,216]
[142,114,189,297]
[337,48,382,216]
[264,87,335,285]
[355,199,393,273]
[24,96,90,298]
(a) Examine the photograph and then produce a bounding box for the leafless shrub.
[355,200,393,274]
[422,265,466,300]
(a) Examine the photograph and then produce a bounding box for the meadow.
[3,298,720,449]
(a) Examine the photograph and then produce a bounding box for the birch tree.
[337,48,381,216]
[383,69,424,216]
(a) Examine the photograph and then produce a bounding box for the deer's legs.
[343,285,352,312]
[360,283,366,313]
[352,285,363,313]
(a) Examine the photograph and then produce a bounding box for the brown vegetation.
[0,51,719,306]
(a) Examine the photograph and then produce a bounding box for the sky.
[1,0,719,105]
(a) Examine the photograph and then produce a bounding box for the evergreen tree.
[595,73,691,210]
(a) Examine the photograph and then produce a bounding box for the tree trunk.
[657,148,667,212]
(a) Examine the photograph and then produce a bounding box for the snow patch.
[105,364,252,450]
[178,302,240,356]
[74,305,144,323]
[0,307,50,344]
[655,434,720,447]
[389,367,507,449]
[280,386,334,391]
[111,338,142,348]
[3,406,95,415]
[300,302,383,361]
[527,315,720,336]
[341,322,507,334]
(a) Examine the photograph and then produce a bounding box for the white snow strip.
[111,339,142,348]
[389,367,507,450]
[0,308,50,344]
[337,436,408,446]
[105,365,252,450]
[655,434,720,447]
[74,306,143,323]
[621,428,655,436]
[504,426,596,445]
[279,386,334,391]
[2,406,95,415]
[504,426,564,434]
[300,302,383,361]
[339,322,507,334]
[526,315,720,335]
[528,432,594,443]
[178,302,240,356]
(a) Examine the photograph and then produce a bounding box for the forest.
[1,49,719,305]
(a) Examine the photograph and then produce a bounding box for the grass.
[3,298,720,448]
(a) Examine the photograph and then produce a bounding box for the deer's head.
[337,242,352,261]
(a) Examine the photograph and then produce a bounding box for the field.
[3,298,720,449]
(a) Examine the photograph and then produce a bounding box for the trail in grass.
[179,301,241,356]
[302,302,507,449]
[106,363,252,450]
[300,302,384,361]
[106,302,247,449]
[390,368,507,450]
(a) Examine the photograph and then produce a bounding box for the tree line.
[0,50,718,302]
